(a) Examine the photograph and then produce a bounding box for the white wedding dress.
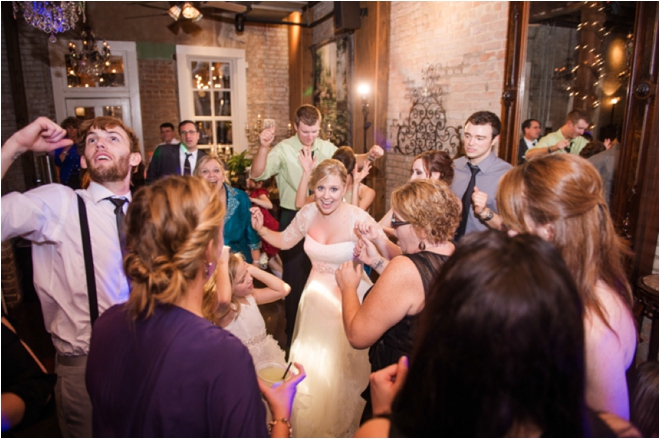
[281,203,375,438]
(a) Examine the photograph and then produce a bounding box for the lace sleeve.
[353,207,386,241]
[280,204,317,249]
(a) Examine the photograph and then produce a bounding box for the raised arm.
[2,117,73,178]
[471,186,503,231]
[249,264,291,305]
[355,144,384,170]
[355,221,401,260]
[295,149,316,209]
[250,127,276,179]
[335,256,419,349]
[249,193,273,210]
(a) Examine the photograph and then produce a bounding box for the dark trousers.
[279,208,312,351]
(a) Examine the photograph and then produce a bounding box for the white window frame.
[176,45,248,153]
[48,40,144,157]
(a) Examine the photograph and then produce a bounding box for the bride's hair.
[124,176,225,320]
[201,253,243,322]
[309,159,348,189]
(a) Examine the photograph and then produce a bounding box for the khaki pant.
[54,354,92,438]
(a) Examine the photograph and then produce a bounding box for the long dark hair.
[391,231,588,437]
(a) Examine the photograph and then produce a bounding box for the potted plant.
[225,150,252,189]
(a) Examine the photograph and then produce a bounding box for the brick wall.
[138,59,180,159]
[385,1,509,208]
[1,26,23,196]
[245,24,290,156]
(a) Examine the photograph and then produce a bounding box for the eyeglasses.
[180,130,198,136]
[391,216,410,229]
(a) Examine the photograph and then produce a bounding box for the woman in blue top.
[53,117,81,189]
[195,154,261,264]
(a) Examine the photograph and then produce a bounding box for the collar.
[86,181,132,205]
[465,151,499,173]
[179,143,197,155]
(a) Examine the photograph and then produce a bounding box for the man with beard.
[1,116,141,437]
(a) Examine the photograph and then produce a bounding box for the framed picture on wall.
[312,34,353,147]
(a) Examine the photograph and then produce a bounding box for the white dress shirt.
[2,181,131,355]
[179,144,200,175]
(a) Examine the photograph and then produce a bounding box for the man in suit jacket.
[517,118,541,164]
[146,120,207,184]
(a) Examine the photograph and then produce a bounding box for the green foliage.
[225,150,252,178]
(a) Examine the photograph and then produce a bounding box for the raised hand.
[353,160,372,185]
[367,144,384,161]
[258,126,276,149]
[298,148,316,174]
[370,356,409,416]
[355,220,381,242]
[471,186,488,216]
[250,206,265,233]
[335,260,363,294]
[11,117,73,154]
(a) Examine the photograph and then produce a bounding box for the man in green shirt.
[250,104,383,348]
[526,109,590,159]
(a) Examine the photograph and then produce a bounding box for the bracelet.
[367,155,376,162]
[267,418,292,437]
[480,208,494,222]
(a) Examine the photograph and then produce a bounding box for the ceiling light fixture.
[168,5,181,20]
[181,2,202,21]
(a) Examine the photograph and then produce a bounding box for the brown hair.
[414,150,454,185]
[78,116,140,154]
[309,159,348,188]
[579,140,606,159]
[391,179,461,244]
[566,109,590,126]
[332,146,357,174]
[124,176,225,319]
[201,253,243,322]
[60,116,80,130]
[466,111,501,138]
[496,154,632,327]
[295,105,322,127]
[193,154,227,180]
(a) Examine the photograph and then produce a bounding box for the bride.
[251,159,394,437]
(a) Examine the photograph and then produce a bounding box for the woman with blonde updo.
[496,154,636,421]
[336,178,460,420]
[86,176,304,438]
[251,159,398,438]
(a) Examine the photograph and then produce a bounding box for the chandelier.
[12,1,86,43]
[552,58,578,93]
[68,28,111,77]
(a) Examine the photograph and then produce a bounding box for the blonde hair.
[496,154,632,327]
[309,159,348,189]
[124,176,225,319]
[201,253,245,322]
[391,179,461,244]
[193,154,227,180]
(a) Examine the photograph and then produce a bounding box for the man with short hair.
[526,109,590,159]
[146,120,207,184]
[451,111,512,240]
[250,104,384,347]
[1,116,142,437]
[517,118,541,163]
[158,122,178,145]
[589,124,621,207]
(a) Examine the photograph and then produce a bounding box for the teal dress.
[223,184,261,263]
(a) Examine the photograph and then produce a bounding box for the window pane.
[74,106,96,119]
[214,91,231,116]
[103,106,123,120]
[191,61,210,90]
[196,121,213,145]
[193,91,212,116]
[216,121,233,145]
[212,62,231,89]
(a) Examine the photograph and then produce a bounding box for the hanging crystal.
[12,2,86,42]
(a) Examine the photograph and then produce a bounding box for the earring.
[418,241,426,251]
[204,261,212,277]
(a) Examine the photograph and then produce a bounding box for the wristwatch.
[480,208,494,222]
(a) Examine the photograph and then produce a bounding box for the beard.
[85,153,132,183]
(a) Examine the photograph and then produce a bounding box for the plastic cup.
[256,362,287,387]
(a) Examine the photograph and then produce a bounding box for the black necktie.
[183,153,192,175]
[106,197,128,258]
[455,163,480,240]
